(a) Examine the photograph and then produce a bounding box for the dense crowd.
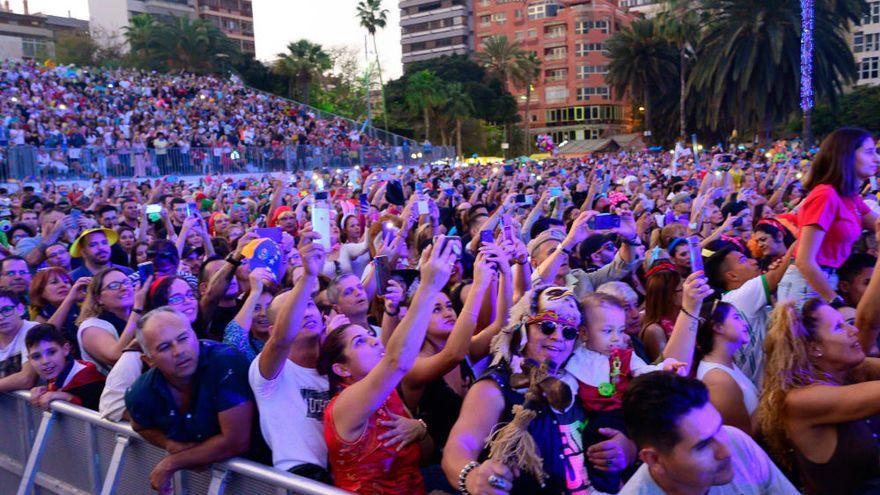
[0,123,878,495]
[0,60,405,177]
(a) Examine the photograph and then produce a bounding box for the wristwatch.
[225,253,243,267]
[556,244,573,256]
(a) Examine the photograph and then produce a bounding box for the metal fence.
[0,391,351,495]
[1,144,457,181]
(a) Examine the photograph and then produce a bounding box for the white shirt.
[99,350,143,421]
[696,361,759,415]
[77,317,119,375]
[248,356,330,470]
[0,320,38,367]
[722,275,772,386]
[620,426,798,495]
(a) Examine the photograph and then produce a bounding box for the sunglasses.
[537,320,579,341]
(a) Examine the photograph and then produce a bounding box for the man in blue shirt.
[125,307,255,494]
[69,228,133,281]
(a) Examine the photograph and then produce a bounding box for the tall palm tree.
[658,4,702,140]
[123,14,160,68]
[476,35,524,88]
[606,18,679,141]
[156,17,237,74]
[512,53,541,154]
[405,70,445,140]
[442,83,474,158]
[691,0,858,141]
[274,39,332,106]
[356,0,390,134]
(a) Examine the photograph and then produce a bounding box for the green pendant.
[598,382,616,397]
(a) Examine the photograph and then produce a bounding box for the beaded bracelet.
[458,461,480,495]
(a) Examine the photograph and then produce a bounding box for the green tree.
[658,3,703,139]
[405,70,445,140]
[55,31,99,66]
[690,0,859,141]
[442,83,475,157]
[606,18,679,141]
[274,39,332,105]
[476,35,523,88]
[512,53,541,154]
[123,14,161,69]
[156,16,238,74]
[356,0,390,132]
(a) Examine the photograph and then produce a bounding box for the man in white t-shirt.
[249,235,331,483]
[621,372,797,495]
[0,289,40,391]
[704,242,789,386]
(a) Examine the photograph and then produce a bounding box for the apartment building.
[400,0,472,70]
[88,0,254,55]
[474,0,635,143]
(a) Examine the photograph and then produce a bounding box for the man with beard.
[69,229,134,281]
[620,372,796,494]
[249,236,332,482]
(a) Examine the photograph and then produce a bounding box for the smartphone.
[503,165,514,176]
[145,204,162,215]
[382,221,397,244]
[314,191,328,201]
[311,205,331,250]
[374,255,390,296]
[359,193,369,208]
[524,194,534,206]
[601,172,611,195]
[137,262,154,283]
[715,154,734,164]
[255,227,282,243]
[549,187,562,197]
[588,213,620,230]
[515,194,526,204]
[687,236,704,273]
[69,208,82,220]
[480,230,495,245]
[441,235,462,257]
[870,176,878,191]
[186,202,199,218]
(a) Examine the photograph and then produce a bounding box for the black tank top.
[412,361,474,463]
[794,414,880,495]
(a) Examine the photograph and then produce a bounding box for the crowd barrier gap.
[0,391,351,495]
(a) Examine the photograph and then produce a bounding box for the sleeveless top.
[794,414,880,495]
[411,361,474,463]
[696,360,759,414]
[479,364,591,495]
[323,389,425,495]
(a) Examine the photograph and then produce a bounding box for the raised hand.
[681,271,714,315]
[298,232,327,277]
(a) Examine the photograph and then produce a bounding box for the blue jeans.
[777,264,838,308]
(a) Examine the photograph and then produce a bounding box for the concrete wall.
[0,34,23,60]
[87,0,131,49]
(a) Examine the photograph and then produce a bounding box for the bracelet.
[680,308,704,323]
[417,418,428,440]
[556,244,572,256]
[385,307,400,317]
[225,253,243,267]
[131,308,144,315]
[458,461,480,495]
[623,237,642,246]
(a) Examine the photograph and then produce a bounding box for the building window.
[575,19,609,34]
[480,0,490,6]
[480,14,491,26]
[861,1,880,25]
[544,46,567,60]
[515,9,523,18]
[527,28,537,38]
[855,32,880,53]
[545,68,568,81]
[544,25,566,37]
[576,86,610,100]
[515,31,526,41]
[492,12,507,24]
[21,37,51,59]
[528,4,546,19]
[577,65,608,78]
[575,42,605,56]
[545,86,568,102]
[860,56,880,80]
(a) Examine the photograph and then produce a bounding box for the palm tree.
[606,18,679,141]
[512,53,541,154]
[156,17,237,74]
[356,0,390,134]
[658,4,702,140]
[123,14,161,68]
[442,83,474,158]
[274,39,332,106]
[476,35,524,88]
[405,70,445,140]
[691,0,859,142]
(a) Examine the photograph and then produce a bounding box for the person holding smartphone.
[778,128,879,307]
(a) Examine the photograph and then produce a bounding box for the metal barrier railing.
[0,391,351,495]
[1,144,457,182]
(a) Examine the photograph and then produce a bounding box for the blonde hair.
[76,267,129,326]
[756,298,829,468]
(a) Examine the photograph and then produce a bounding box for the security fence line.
[0,391,351,495]
[1,145,456,183]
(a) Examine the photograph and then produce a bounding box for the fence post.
[16,410,54,495]
[207,466,230,495]
[99,435,130,495]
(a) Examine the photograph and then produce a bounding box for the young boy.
[27,324,105,411]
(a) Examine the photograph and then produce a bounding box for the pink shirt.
[796,184,870,268]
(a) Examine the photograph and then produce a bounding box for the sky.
[25,0,404,78]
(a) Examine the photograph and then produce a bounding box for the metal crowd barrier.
[0,391,351,495]
[1,145,457,182]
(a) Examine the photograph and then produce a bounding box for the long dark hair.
[694,300,736,364]
[804,127,872,197]
[317,323,358,395]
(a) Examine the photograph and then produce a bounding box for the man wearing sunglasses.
[69,228,134,282]
[148,240,199,293]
